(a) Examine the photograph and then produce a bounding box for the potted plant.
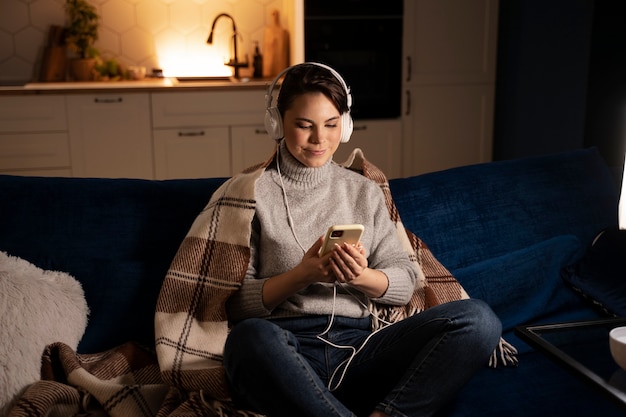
[64,0,99,80]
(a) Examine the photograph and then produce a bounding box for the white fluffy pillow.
[0,251,89,416]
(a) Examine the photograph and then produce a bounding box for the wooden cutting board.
[263,10,289,78]
[39,25,67,82]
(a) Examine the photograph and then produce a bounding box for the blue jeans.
[224,299,501,417]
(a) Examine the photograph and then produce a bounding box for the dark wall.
[584,0,626,167]
[493,0,595,162]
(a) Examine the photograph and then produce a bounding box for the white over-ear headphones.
[264,62,353,143]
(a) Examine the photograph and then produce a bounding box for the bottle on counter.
[253,41,263,79]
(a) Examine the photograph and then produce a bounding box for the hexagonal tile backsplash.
[0,0,291,84]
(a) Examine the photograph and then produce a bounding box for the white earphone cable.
[276,142,306,254]
[314,282,396,391]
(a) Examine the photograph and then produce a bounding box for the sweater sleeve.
[365,187,419,306]
[225,216,272,323]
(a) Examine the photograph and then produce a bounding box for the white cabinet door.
[67,94,153,179]
[332,119,403,179]
[231,125,277,174]
[403,84,494,175]
[0,95,71,176]
[404,0,498,85]
[0,95,67,132]
[0,133,70,172]
[153,127,231,179]
[402,0,498,177]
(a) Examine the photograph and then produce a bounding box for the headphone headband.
[264,62,354,143]
[265,62,353,109]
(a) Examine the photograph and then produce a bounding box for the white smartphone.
[318,224,364,256]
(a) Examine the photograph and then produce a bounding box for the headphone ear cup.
[265,107,283,141]
[340,112,353,143]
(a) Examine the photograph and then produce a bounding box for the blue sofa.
[0,147,623,416]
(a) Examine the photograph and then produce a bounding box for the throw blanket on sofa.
[9,341,257,417]
[9,149,517,417]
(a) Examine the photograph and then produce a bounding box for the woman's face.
[282,92,343,168]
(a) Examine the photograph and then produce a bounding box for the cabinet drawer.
[0,96,67,132]
[67,93,153,179]
[151,90,266,128]
[0,133,70,171]
[153,127,231,179]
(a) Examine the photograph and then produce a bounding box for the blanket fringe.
[199,393,264,417]
[489,337,519,368]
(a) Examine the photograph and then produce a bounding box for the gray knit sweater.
[227,141,418,323]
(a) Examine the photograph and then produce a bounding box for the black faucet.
[207,13,249,79]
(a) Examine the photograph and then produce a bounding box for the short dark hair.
[276,63,350,117]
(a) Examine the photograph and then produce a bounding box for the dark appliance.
[304,0,403,120]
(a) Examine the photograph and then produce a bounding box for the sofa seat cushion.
[0,251,88,415]
[562,227,626,316]
[441,350,625,417]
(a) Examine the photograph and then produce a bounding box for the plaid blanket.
[8,342,256,417]
[9,149,516,417]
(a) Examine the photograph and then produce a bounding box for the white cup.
[128,66,146,80]
[609,326,626,370]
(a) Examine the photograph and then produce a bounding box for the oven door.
[305,17,402,120]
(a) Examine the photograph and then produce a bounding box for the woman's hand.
[261,236,334,310]
[300,236,336,284]
[329,242,368,284]
[330,242,389,298]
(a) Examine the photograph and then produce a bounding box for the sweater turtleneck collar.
[275,140,333,188]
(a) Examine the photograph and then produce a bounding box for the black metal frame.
[515,317,626,410]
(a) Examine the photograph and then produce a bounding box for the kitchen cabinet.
[153,127,231,179]
[151,90,401,178]
[67,93,153,178]
[402,0,498,176]
[231,125,277,173]
[0,93,399,179]
[0,95,71,176]
[333,119,403,179]
[151,89,269,178]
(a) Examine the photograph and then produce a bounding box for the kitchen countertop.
[0,77,272,95]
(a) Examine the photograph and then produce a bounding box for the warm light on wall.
[154,31,234,78]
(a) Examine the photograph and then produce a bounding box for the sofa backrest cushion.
[390,148,618,272]
[0,176,227,353]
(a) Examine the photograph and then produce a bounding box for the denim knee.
[458,298,502,351]
[225,318,287,365]
[224,319,287,402]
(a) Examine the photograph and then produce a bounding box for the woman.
[223,63,502,417]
